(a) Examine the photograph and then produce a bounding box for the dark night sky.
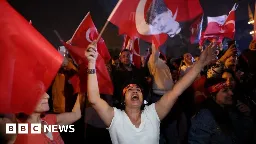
[8,0,256,58]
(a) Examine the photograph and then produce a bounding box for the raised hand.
[219,44,237,62]
[198,42,218,67]
[85,42,98,64]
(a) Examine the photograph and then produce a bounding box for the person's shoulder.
[107,107,124,130]
[113,107,124,117]
[143,103,160,121]
[42,114,57,124]
[192,109,215,125]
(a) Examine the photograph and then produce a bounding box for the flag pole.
[53,30,64,42]
[53,30,69,54]
[95,21,109,43]
[53,30,79,72]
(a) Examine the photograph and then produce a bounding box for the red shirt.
[14,114,64,144]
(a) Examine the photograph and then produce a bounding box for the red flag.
[64,43,113,95]
[221,5,236,39]
[132,38,141,69]
[0,0,63,114]
[204,4,237,40]
[122,36,141,68]
[69,75,80,95]
[108,0,203,48]
[66,12,113,95]
[204,15,227,36]
[71,12,111,63]
[190,15,203,44]
[199,31,205,46]
[122,35,131,50]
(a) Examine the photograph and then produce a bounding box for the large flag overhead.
[204,4,237,40]
[108,0,203,48]
[0,0,63,114]
[66,12,113,95]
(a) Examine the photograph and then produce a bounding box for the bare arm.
[85,44,114,127]
[56,94,82,125]
[151,44,160,64]
[156,43,216,120]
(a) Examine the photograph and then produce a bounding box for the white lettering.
[6,123,16,134]
[69,125,75,132]
[44,125,51,133]
[52,125,58,132]
[6,123,76,134]
[58,125,68,132]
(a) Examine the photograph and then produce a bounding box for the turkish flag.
[204,4,237,40]
[122,36,141,69]
[63,43,113,95]
[108,0,203,48]
[122,35,132,50]
[0,0,63,114]
[204,15,227,36]
[66,12,113,95]
[71,12,111,63]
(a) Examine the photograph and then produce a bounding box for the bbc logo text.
[6,123,75,134]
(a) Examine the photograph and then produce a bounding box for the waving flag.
[204,4,237,40]
[122,36,141,68]
[190,15,203,44]
[71,12,111,63]
[108,0,203,48]
[66,12,113,95]
[0,0,63,114]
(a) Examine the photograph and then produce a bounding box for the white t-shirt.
[148,56,173,95]
[107,104,160,144]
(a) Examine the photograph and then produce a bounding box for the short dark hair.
[112,55,119,60]
[119,49,132,57]
[146,0,168,24]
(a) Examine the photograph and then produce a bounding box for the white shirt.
[108,104,160,144]
[148,56,173,95]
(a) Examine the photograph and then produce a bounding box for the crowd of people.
[1,39,256,144]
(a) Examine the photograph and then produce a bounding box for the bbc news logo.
[6,123,75,134]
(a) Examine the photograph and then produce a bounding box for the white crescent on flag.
[224,20,235,32]
[132,47,141,57]
[86,28,93,43]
